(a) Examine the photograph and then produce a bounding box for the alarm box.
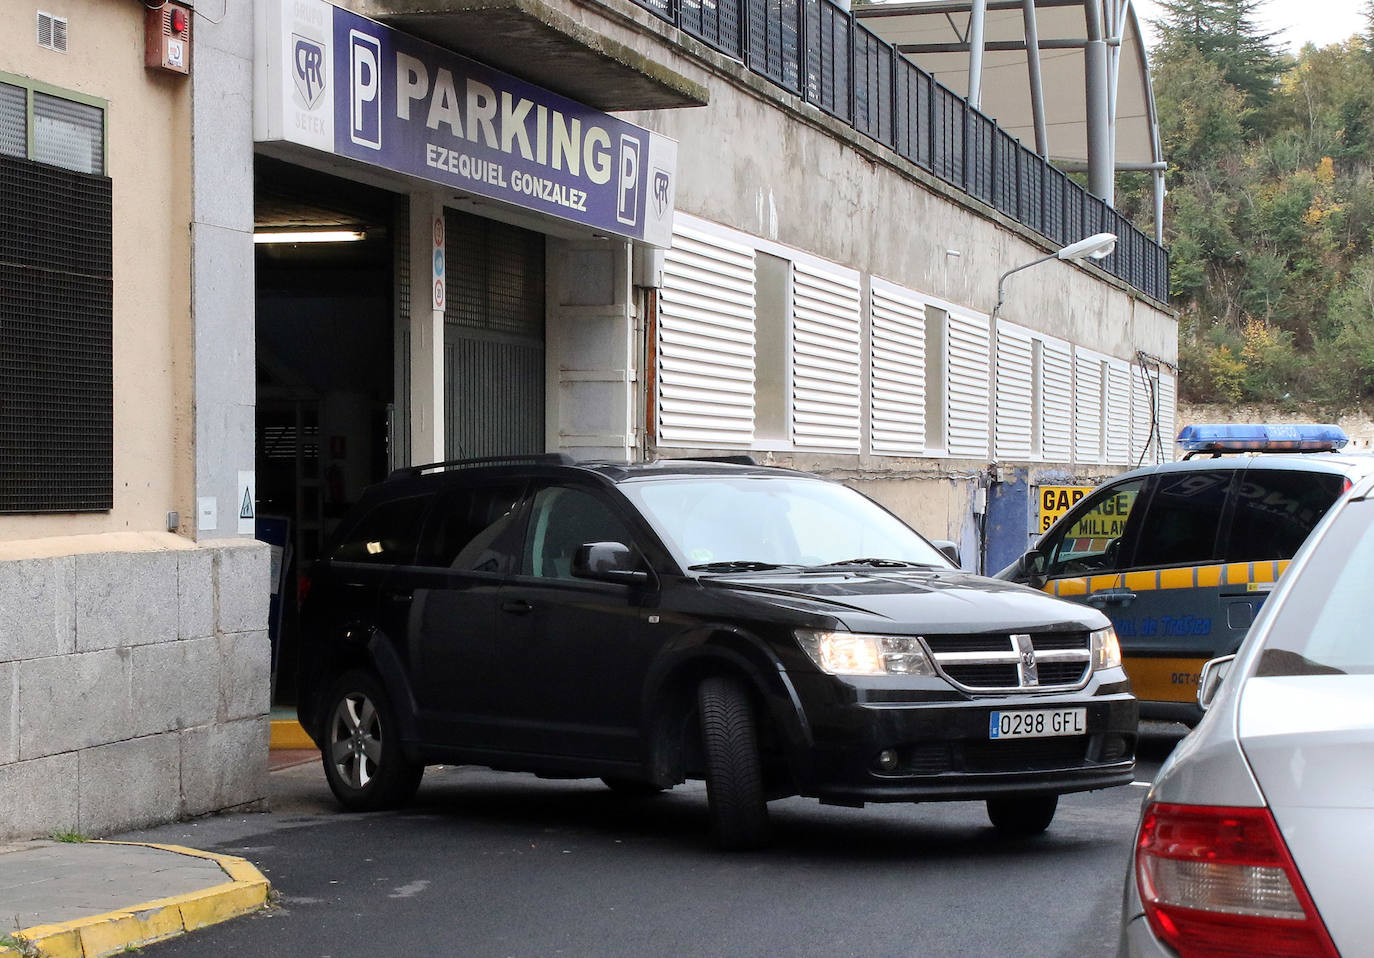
[145,2,192,75]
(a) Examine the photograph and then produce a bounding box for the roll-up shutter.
[994,321,1034,461]
[870,282,926,456]
[1040,337,1073,462]
[1158,370,1177,460]
[1073,349,1104,464]
[1104,360,1131,464]
[657,224,757,446]
[792,262,861,451]
[946,309,990,459]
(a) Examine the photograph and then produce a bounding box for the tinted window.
[522,486,637,580]
[1130,471,1231,569]
[332,495,430,564]
[1224,469,1346,561]
[1043,479,1145,577]
[419,482,524,572]
[1257,498,1374,676]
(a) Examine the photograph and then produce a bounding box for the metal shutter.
[1130,364,1162,466]
[994,321,1034,461]
[1073,349,1104,464]
[792,261,861,451]
[1158,369,1178,460]
[1104,359,1131,465]
[946,309,990,459]
[870,281,925,456]
[657,224,757,446]
[1040,337,1073,462]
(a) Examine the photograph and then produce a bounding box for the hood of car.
[1238,675,1374,954]
[702,569,1106,633]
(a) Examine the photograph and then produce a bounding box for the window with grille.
[0,76,111,513]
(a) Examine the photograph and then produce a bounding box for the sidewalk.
[0,838,270,957]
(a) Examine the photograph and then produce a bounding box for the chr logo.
[292,35,326,110]
[349,30,381,149]
[616,135,640,227]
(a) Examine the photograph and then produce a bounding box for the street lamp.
[992,232,1117,318]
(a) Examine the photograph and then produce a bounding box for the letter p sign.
[349,30,381,150]
[616,134,641,227]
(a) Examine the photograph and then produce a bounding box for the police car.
[998,424,1374,723]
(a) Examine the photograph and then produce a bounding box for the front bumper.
[788,673,1138,806]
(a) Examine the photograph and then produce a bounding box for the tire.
[320,670,424,812]
[698,675,771,850]
[986,795,1058,837]
[601,777,667,797]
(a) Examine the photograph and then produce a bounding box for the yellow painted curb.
[270,717,314,750]
[0,842,270,958]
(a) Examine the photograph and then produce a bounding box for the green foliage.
[1157,4,1374,407]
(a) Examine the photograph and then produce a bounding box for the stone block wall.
[0,536,270,841]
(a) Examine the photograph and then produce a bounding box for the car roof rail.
[667,455,760,466]
[388,453,577,479]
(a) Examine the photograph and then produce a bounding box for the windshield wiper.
[688,560,797,573]
[812,558,940,569]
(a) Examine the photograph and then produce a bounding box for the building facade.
[1,0,1173,840]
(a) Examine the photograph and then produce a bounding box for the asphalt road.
[124,725,1186,958]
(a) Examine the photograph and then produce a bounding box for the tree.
[1152,0,1286,116]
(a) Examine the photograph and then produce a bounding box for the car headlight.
[1090,625,1121,670]
[795,629,936,676]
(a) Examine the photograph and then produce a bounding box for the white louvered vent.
[1158,370,1178,460]
[657,224,756,447]
[994,321,1034,461]
[1073,349,1105,464]
[1104,360,1131,464]
[792,262,862,452]
[870,282,926,456]
[1040,337,1073,462]
[37,12,68,52]
[946,310,990,459]
[1130,365,1158,465]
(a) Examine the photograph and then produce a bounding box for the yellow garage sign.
[1038,486,1091,533]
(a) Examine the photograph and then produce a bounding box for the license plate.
[988,708,1086,739]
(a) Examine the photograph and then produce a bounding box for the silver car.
[1120,471,1374,957]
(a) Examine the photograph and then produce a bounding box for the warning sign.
[1038,485,1091,533]
[237,470,256,535]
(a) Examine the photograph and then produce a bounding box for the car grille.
[922,631,1092,693]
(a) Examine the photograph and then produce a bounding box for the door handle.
[382,592,413,605]
[501,599,533,615]
[1086,591,1136,608]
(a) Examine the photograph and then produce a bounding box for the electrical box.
[145,2,192,75]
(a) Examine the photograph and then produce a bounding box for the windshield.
[1256,497,1374,676]
[620,475,953,571]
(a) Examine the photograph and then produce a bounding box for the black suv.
[297,455,1136,848]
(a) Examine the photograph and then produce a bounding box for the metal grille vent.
[0,154,112,513]
[0,84,26,159]
[922,631,1091,693]
[37,12,68,52]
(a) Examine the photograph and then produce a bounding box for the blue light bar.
[1176,423,1349,453]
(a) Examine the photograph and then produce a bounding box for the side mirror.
[572,541,650,586]
[932,540,961,567]
[1197,654,1236,711]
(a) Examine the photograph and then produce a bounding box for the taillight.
[1135,803,1339,958]
[297,572,313,606]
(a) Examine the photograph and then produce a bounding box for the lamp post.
[980,231,1117,574]
[992,232,1118,320]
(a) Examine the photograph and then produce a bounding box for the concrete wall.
[0,536,269,841]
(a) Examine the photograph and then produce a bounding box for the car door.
[398,478,525,745]
[1103,468,1235,708]
[490,481,658,762]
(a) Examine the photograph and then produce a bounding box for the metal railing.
[630,0,1169,303]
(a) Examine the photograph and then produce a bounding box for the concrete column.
[408,193,446,465]
[190,0,256,538]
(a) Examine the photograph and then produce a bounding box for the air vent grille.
[37,12,69,53]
